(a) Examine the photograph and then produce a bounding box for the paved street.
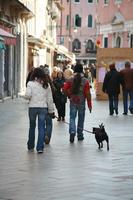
[0,96,133,200]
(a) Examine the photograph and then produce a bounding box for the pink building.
[57,0,97,65]
[96,0,133,48]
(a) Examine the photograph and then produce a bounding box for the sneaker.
[70,134,75,143]
[37,150,43,154]
[45,136,50,144]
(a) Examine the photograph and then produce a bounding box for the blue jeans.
[69,102,85,138]
[45,113,53,140]
[27,107,47,151]
[108,94,118,114]
[123,89,133,113]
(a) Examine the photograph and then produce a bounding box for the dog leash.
[54,115,94,134]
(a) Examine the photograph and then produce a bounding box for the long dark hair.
[30,67,48,88]
[71,73,82,94]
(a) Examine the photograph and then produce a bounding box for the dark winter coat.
[102,69,121,95]
[53,77,67,105]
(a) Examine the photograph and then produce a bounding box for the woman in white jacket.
[25,67,54,153]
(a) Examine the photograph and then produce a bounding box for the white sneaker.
[37,150,43,154]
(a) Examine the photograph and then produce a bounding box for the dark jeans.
[27,107,47,151]
[108,94,119,115]
[55,101,66,118]
[122,89,133,113]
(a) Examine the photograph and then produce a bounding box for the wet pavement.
[0,96,133,200]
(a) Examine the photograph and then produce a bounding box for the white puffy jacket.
[25,81,54,113]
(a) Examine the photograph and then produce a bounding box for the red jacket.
[63,76,92,109]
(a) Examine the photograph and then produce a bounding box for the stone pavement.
[0,97,133,200]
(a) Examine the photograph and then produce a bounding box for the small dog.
[93,123,109,151]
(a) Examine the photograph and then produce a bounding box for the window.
[104,0,109,4]
[130,34,133,48]
[88,15,93,28]
[116,36,121,47]
[75,14,81,27]
[72,39,81,52]
[60,37,64,45]
[75,0,80,2]
[66,15,70,29]
[86,40,94,50]
[104,37,108,48]
[115,0,122,3]
[67,0,69,2]
[88,0,93,3]
[85,40,95,52]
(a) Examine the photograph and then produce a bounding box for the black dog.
[93,123,109,151]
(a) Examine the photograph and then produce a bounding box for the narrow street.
[0,96,133,200]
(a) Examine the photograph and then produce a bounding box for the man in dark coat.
[102,63,121,115]
[120,61,133,115]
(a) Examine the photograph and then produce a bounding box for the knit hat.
[74,64,83,73]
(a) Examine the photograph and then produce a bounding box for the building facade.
[96,0,133,48]
[57,0,98,65]
[0,0,73,100]
[0,0,33,100]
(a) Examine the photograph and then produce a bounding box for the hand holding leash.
[48,112,55,119]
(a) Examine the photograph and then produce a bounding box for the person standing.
[63,63,92,143]
[120,61,133,115]
[102,63,121,115]
[53,71,67,121]
[25,67,54,153]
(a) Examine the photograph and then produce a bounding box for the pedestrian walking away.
[63,63,92,143]
[102,63,122,115]
[120,61,133,115]
[24,67,54,153]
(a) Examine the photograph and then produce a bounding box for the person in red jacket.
[63,63,92,143]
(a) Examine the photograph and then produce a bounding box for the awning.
[56,45,76,63]
[0,28,16,45]
[0,36,4,41]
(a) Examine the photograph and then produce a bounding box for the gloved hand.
[48,112,55,119]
